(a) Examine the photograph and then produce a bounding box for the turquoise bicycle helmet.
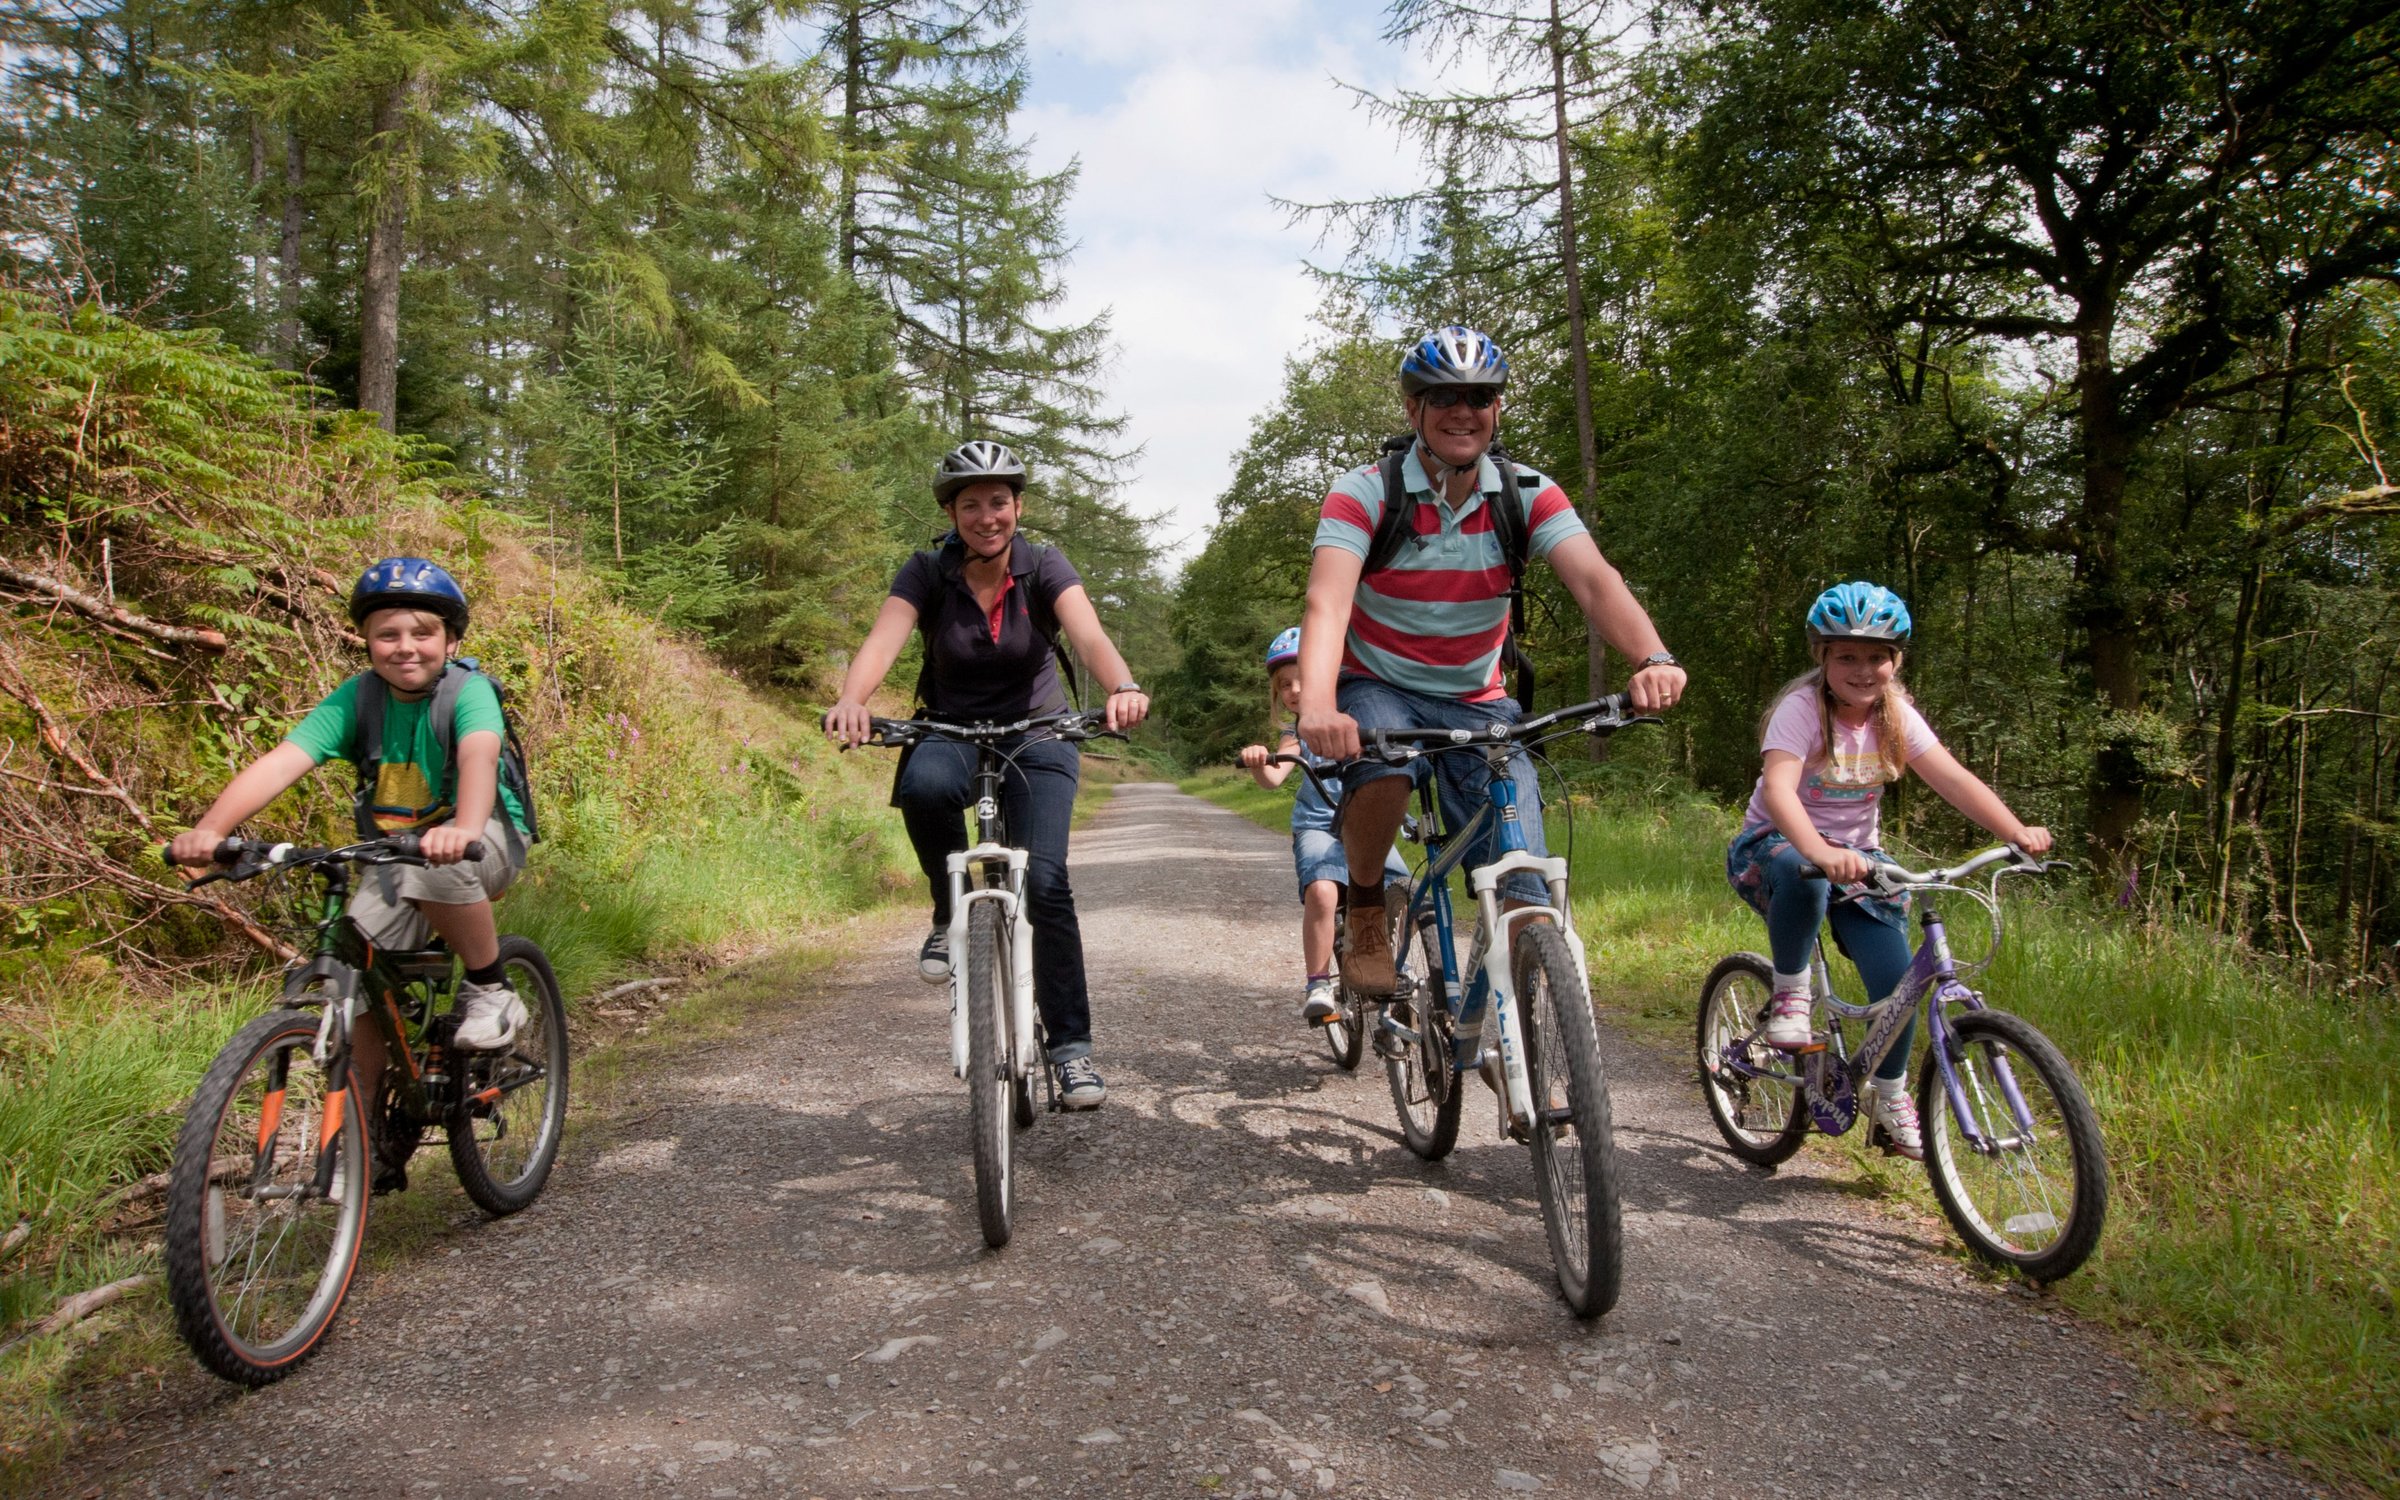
[1264,626,1302,670]
[1806,581,1911,645]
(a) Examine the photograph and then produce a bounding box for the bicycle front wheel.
[966,902,1015,1248]
[1515,924,1622,1318]
[450,935,570,1216]
[1696,953,1809,1167]
[1384,899,1461,1160]
[164,1010,370,1384]
[1919,1008,2107,1282]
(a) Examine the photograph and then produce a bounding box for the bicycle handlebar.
[1351,693,1660,763]
[162,833,485,887]
[1797,844,2068,896]
[853,709,1122,750]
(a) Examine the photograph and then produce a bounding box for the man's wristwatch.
[1111,681,1143,695]
[1636,652,1678,670]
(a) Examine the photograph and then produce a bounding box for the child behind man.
[1237,628,1409,1027]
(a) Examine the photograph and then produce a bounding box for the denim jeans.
[1337,675,1549,904]
[895,733,1090,1061]
[1726,826,1916,1080]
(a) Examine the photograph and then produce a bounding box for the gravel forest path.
[80,783,2315,1500]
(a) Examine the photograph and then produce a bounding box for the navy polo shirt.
[889,535,1083,722]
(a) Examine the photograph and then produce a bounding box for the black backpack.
[351,659,540,843]
[1361,433,1539,706]
[910,532,1083,711]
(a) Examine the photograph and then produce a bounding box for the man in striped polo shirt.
[1296,326,1688,996]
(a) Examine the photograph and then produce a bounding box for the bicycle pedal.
[1794,1038,1830,1054]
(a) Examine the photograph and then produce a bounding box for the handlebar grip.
[465,840,487,862]
[1796,862,1825,880]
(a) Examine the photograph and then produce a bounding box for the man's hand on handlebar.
[1298,706,1360,762]
[823,700,873,749]
[168,828,228,873]
[1625,663,1686,714]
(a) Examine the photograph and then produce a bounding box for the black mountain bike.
[159,834,568,1383]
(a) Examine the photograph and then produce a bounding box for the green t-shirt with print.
[285,672,530,834]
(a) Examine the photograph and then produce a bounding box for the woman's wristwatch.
[1111,681,1143,695]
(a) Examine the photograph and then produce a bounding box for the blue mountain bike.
[1329,694,1656,1318]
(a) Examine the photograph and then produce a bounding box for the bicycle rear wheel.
[164,1010,369,1384]
[450,936,570,1216]
[966,902,1015,1248]
[1384,900,1461,1160]
[1324,885,1403,1071]
[1919,1008,2107,1282]
[1696,953,1809,1167]
[1515,924,1622,1318]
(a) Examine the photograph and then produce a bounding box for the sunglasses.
[1419,386,1501,410]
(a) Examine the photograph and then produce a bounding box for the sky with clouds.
[1016,0,1436,563]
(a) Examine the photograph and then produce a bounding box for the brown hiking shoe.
[1340,900,1398,997]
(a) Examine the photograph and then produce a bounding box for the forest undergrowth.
[0,295,916,1475]
[1183,767,2399,1494]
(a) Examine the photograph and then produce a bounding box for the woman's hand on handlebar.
[168,828,228,872]
[1104,688,1150,734]
[823,700,874,749]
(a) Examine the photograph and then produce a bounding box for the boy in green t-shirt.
[170,558,533,1051]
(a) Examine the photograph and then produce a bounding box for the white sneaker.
[1300,977,1341,1025]
[918,928,951,984]
[1761,989,1814,1050]
[1871,1083,1924,1160]
[452,980,528,1051]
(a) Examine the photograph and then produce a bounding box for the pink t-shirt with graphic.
[1739,688,1940,850]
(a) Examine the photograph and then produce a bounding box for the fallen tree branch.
[0,1222,27,1261]
[591,977,680,1004]
[0,805,294,960]
[0,638,157,835]
[1,1275,156,1353]
[0,558,228,652]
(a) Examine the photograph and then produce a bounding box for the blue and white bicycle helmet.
[1264,626,1302,670]
[1806,581,1912,646]
[349,557,470,635]
[1399,326,1509,396]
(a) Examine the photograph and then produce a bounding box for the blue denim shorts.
[1724,824,1912,933]
[1293,828,1410,900]
[1336,675,1548,904]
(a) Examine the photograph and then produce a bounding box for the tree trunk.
[2210,556,2262,927]
[1545,0,1607,715]
[2075,338,2143,878]
[278,130,306,366]
[839,2,863,280]
[358,71,424,433]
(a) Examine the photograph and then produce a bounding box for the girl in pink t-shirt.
[1724,583,2050,1159]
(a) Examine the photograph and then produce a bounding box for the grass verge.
[1181,766,2399,1493]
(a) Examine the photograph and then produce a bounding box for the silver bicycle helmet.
[934,440,1028,503]
[1399,326,1509,396]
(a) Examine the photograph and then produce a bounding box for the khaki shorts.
[347,816,527,950]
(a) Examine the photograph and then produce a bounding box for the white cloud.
[1019,0,1434,562]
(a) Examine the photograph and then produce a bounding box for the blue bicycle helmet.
[1399,326,1509,397]
[1806,581,1911,646]
[1264,626,1302,670]
[349,557,470,636]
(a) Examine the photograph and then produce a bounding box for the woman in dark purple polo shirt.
[823,441,1152,1109]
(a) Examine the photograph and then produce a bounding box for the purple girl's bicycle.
[1697,845,2108,1282]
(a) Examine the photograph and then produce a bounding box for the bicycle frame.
[1723,858,2047,1152]
[945,750,1036,1084]
[1392,744,1592,1139]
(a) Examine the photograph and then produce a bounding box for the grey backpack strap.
[429,661,468,760]
[351,671,387,839]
